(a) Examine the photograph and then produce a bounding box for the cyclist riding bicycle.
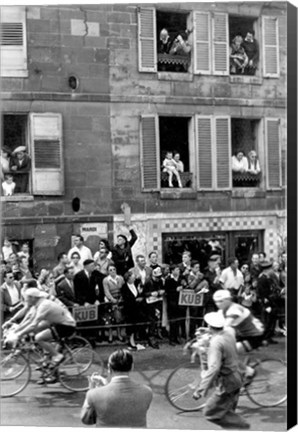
[5,287,76,366]
[213,289,264,378]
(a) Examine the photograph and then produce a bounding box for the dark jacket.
[73,269,97,305]
[112,229,138,276]
[122,282,141,324]
[56,278,77,309]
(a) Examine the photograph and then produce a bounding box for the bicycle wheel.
[165,362,208,411]
[58,345,104,392]
[245,358,287,407]
[1,349,31,397]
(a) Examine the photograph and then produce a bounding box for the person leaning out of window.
[246,150,261,175]
[231,150,248,173]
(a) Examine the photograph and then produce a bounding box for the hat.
[259,260,272,269]
[152,267,163,277]
[213,290,232,301]
[117,234,127,241]
[83,259,94,266]
[12,146,27,154]
[208,254,221,261]
[204,312,225,328]
[24,287,46,298]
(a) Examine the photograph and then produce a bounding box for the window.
[231,119,261,188]
[140,115,281,193]
[1,113,64,197]
[0,6,28,77]
[138,7,280,79]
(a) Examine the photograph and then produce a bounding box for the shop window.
[162,232,226,269]
[1,113,64,198]
[231,119,261,188]
[159,117,192,188]
[156,11,191,73]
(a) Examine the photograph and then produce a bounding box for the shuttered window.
[138,7,157,73]
[140,115,160,191]
[30,113,64,195]
[194,12,211,74]
[196,115,231,190]
[215,117,231,188]
[262,16,279,77]
[265,118,281,189]
[196,116,212,188]
[212,13,229,75]
[0,6,27,77]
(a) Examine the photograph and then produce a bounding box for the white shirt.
[2,181,16,196]
[5,283,20,305]
[232,156,248,172]
[68,245,92,265]
[219,267,244,290]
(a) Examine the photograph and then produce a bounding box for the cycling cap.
[213,289,232,301]
[25,287,46,298]
[204,312,225,328]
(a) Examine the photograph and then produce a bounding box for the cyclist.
[5,287,76,366]
[213,289,264,378]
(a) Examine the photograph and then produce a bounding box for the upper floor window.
[1,113,64,198]
[138,7,280,79]
[0,6,28,77]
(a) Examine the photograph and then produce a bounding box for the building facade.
[1,2,286,269]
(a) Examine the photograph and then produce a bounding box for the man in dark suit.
[9,146,31,193]
[56,265,78,310]
[81,349,153,428]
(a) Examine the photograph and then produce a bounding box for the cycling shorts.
[51,324,76,340]
[236,334,264,351]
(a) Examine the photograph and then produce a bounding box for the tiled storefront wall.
[114,211,286,263]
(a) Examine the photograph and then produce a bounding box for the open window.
[159,117,192,188]
[1,113,64,198]
[231,118,261,188]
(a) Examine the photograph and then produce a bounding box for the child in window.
[2,174,16,196]
[162,151,182,188]
[230,35,248,74]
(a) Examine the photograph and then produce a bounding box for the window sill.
[229,75,262,85]
[157,72,192,82]
[1,69,29,78]
[160,189,197,199]
[1,195,34,202]
[232,189,265,198]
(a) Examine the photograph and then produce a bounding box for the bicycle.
[1,330,104,398]
[165,327,287,412]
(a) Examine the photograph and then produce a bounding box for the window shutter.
[262,17,279,77]
[30,113,64,195]
[138,7,157,73]
[140,115,160,191]
[194,12,211,74]
[196,116,213,189]
[212,13,229,75]
[265,118,281,189]
[215,117,231,189]
[0,6,27,77]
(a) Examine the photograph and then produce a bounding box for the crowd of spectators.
[0,230,286,351]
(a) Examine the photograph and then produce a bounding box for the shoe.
[267,338,278,344]
[37,379,46,385]
[244,365,255,379]
[44,376,58,384]
[52,353,65,365]
[127,343,137,351]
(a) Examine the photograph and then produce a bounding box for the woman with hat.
[192,311,250,429]
[111,227,138,277]
[9,146,31,193]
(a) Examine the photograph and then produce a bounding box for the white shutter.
[0,6,27,77]
[138,7,157,73]
[265,118,281,189]
[215,117,231,189]
[196,116,213,189]
[262,16,279,77]
[194,12,211,74]
[212,13,229,75]
[30,113,64,195]
[140,115,160,191]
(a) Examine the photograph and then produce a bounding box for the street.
[1,336,286,430]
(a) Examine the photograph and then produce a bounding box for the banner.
[178,290,204,307]
[73,305,98,322]
[80,223,108,240]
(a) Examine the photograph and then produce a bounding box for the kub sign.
[178,290,204,306]
[73,305,98,322]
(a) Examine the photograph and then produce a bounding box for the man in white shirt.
[0,270,22,323]
[219,257,244,300]
[68,234,93,265]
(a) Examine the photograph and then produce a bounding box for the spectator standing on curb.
[68,235,93,266]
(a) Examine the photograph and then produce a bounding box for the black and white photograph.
[0,0,294,430]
